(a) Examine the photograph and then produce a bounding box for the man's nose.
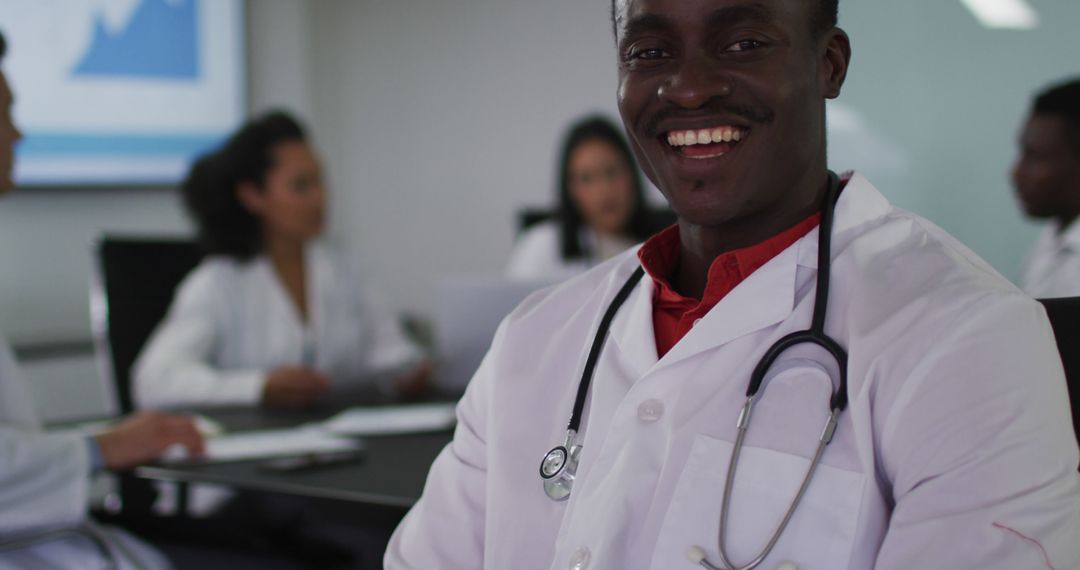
[657,55,733,109]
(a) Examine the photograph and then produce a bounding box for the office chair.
[1036,297,1080,452]
[91,236,204,414]
[90,235,204,517]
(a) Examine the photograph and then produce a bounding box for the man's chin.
[659,181,741,221]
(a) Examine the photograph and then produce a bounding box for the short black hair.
[0,29,7,63]
[556,115,653,260]
[610,0,839,39]
[1032,78,1080,154]
[182,110,307,260]
[815,0,840,36]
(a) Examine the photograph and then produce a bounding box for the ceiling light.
[959,0,1039,29]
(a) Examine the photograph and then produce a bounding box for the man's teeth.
[666,127,744,147]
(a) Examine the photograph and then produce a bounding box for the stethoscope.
[539,173,848,570]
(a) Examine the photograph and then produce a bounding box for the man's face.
[614,0,845,229]
[0,71,22,194]
[1012,113,1080,220]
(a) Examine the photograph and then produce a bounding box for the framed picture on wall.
[0,0,245,187]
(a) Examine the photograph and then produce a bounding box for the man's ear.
[821,28,852,100]
[236,181,263,215]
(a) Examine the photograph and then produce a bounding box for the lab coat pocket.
[651,434,865,570]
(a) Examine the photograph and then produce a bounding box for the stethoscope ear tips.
[686,546,707,564]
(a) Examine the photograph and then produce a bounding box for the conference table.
[134,406,453,510]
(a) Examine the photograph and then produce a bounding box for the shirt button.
[774,562,798,570]
[569,547,591,570]
[693,318,702,327]
[637,399,664,423]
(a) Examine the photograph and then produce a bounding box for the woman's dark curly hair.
[182,111,306,260]
[557,115,652,260]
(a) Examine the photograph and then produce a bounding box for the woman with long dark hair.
[507,115,655,278]
[135,111,428,410]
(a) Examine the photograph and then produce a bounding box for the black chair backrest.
[1037,297,1080,447]
[516,207,677,236]
[94,237,204,414]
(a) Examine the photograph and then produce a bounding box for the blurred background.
[0,0,1077,419]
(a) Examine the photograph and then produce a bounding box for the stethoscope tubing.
[543,172,848,570]
[567,265,645,433]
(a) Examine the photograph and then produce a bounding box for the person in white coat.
[507,116,663,280]
[1014,78,1080,298]
[0,31,205,568]
[134,112,429,410]
[0,340,202,569]
[386,1,1080,568]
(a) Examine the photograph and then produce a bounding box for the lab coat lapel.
[608,268,660,380]
[604,173,889,381]
[305,244,325,362]
[656,242,801,373]
[654,173,890,371]
[256,255,308,363]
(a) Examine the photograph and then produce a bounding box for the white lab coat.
[1020,221,1080,299]
[0,337,170,569]
[386,173,1080,570]
[134,243,422,409]
[507,222,637,281]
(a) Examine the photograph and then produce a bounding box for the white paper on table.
[162,426,359,464]
[321,403,457,436]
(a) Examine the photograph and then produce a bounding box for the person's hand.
[93,411,205,471]
[395,360,433,400]
[262,366,331,409]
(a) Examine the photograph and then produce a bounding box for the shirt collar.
[1054,219,1080,252]
[635,171,889,310]
[637,192,835,312]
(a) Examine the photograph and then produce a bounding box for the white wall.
[246,0,316,122]
[835,1,1080,281]
[308,0,632,315]
[0,186,190,344]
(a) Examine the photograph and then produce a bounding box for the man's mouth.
[663,126,748,159]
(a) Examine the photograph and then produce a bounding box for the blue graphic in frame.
[73,0,199,80]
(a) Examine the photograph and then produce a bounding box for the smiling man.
[386,1,1080,568]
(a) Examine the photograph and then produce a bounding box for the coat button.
[774,562,798,570]
[637,399,664,423]
[693,318,702,326]
[568,547,591,569]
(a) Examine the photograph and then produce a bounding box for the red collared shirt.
[638,215,821,358]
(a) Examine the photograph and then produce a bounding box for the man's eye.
[628,47,668,60]
[726,39,765,52]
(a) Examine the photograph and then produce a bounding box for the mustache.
[643,100,775,137]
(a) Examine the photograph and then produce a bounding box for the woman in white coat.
[134,112,428,410]
[507,116,663,280]
[0,340,203,569]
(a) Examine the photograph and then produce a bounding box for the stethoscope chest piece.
[541,430,582,501]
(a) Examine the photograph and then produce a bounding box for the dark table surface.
[134,406,453,509]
